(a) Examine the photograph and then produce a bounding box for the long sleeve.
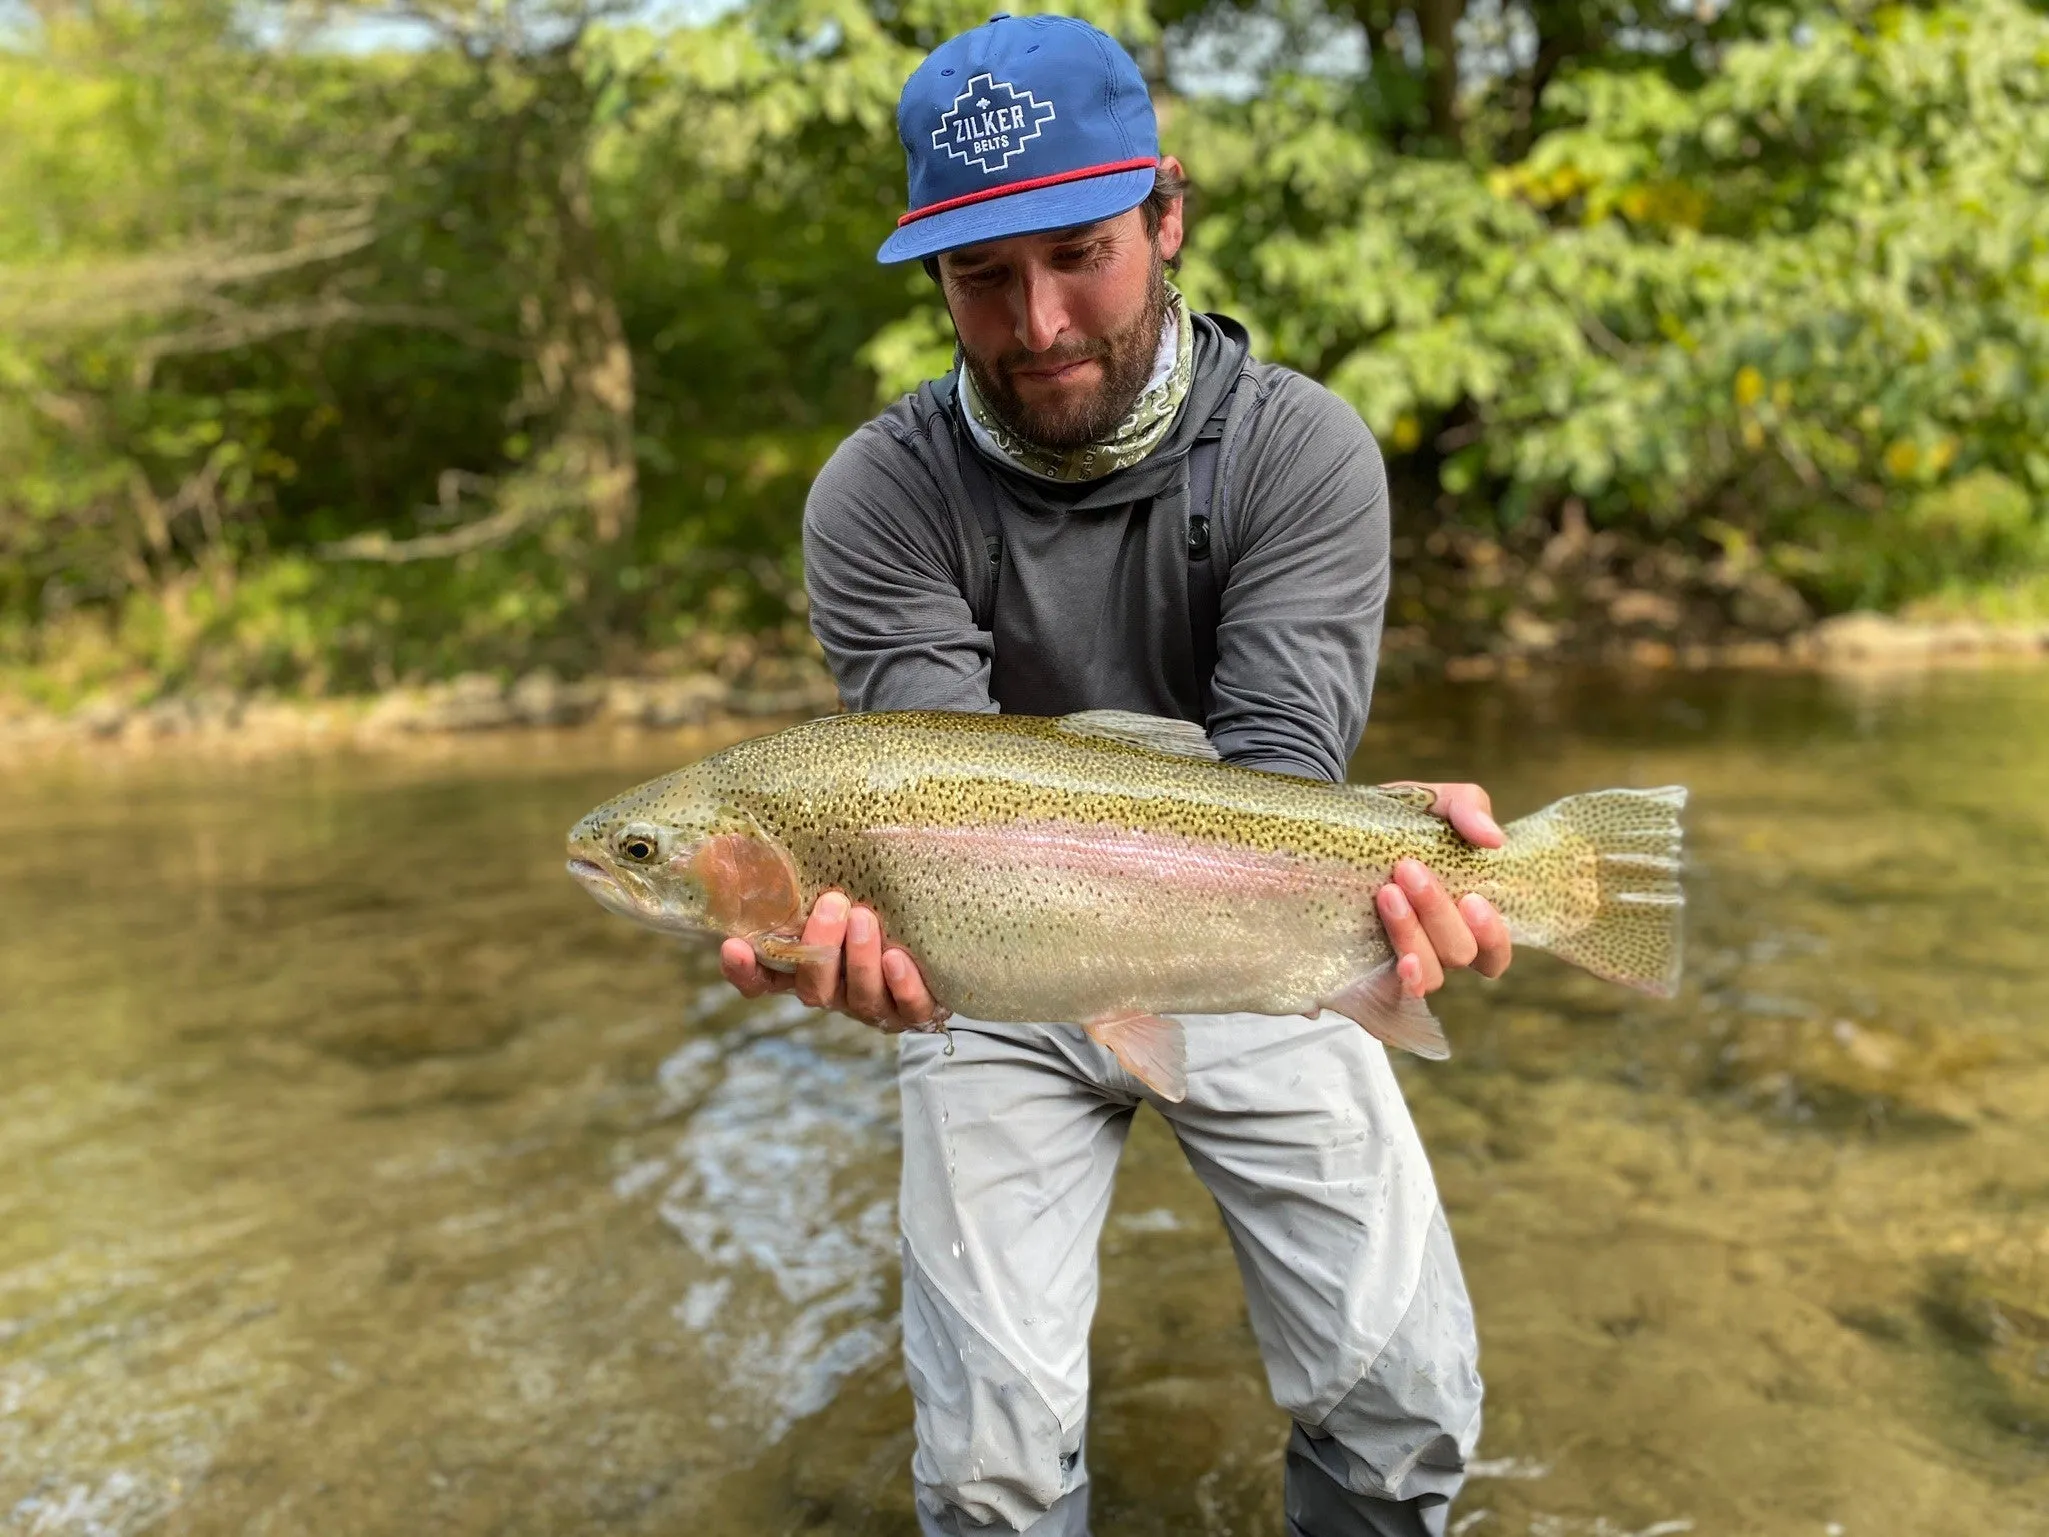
[1204,373,1390,783]
[803,419,998,715]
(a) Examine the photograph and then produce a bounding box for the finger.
[1398,951,1428,997]
[842,905,891,1025]
[1460,894,1514,979]
[1434,784,1505,849]
[720,937,778,998]
[1377,882,1445,996]
[793,891,849,1008]
[883,947,940,1027]
[1395,858,1480,971]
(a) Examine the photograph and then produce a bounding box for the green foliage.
[0,0,2044,704]
[1175,0,2049,613]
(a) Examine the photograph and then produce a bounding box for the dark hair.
[1139,162,1189,240]
[921,162,1188,284]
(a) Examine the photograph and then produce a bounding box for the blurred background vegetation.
[1,0,2046,707]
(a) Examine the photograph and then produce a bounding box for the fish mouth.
[565,854,704,936]
[566,855,653,922]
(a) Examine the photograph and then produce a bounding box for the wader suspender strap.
[1183,389,1233,715]
[932,371,1249,707]
[936,382,1006,622]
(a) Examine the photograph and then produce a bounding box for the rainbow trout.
[566,710,1686,1101]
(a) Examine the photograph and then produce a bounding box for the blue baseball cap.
[876,14,1160,264]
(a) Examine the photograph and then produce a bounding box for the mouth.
[565,853,702,935]
[566,855,646,921]
[1010,356,1101,387]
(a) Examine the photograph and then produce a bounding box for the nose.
[1010,266,1069,354]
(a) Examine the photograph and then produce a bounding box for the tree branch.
[133,298,523,376]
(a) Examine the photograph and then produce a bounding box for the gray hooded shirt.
[801,312,1391,784]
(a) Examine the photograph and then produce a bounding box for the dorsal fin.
[1055,710,1221,761]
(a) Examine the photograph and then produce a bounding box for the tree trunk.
[513,105,637,550]
[539,145,637,547]
[1502,16,1589,163]
[1416,0,1467,148]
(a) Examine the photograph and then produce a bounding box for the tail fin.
[1500,786,1687,996]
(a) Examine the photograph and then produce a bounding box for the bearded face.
[957,246,1168,451]
[935,201,1177,454]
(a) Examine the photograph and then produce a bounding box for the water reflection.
[640,1010,900,1443]
[0,669,2044,1535]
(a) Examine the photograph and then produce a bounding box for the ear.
[1156,154,1186,265]
[686,830,802,937]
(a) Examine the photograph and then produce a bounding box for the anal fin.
[1319,962,1452,1060]
[1082,1012,1189,1103]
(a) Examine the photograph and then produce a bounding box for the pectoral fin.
[752,933,837,974]
[1082,1012,1189,1103]
[1320,962,1451,1060]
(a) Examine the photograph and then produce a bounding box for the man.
[720,15,1511,1536]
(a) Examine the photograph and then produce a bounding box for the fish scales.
[567,709,1688,1100]
[721,715,1458,1019]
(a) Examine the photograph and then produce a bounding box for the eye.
[615,826,665,863]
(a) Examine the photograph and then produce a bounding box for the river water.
[2,668,2045,1537]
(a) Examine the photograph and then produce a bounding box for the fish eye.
[615,825,664,863]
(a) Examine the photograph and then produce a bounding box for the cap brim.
[876,165,1157,264]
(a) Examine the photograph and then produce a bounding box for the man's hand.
[1374,782,1514,998]
[719,891,942,1032]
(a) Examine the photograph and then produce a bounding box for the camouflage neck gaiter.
[959,283,1194,483]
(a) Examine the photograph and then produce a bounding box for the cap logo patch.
[931,72,1056,175]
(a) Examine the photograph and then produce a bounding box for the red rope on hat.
[896,156,1159,228]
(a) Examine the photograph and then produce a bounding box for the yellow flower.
[1390,414,1422,453]
[1883,440,1921,478]
[1734,366,1766,407]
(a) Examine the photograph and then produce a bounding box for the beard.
[959,254,1169,452]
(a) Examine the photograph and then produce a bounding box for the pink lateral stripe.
[862,822,1360,902]
[896,157,1160,228]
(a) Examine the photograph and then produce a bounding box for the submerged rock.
[141,689,245,736]
[71,697,130,738]
[603,674,727,728]
[1808,612,2049,663]
[368,673,514,732]
[509,669,603,727]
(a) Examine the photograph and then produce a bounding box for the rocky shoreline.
[3,612,2044,761]
[1424,610,2049,681]
[0,666,842,760]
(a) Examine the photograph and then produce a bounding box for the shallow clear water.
[2,669,2045,1536]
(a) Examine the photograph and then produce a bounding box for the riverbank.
[0,661,841,761]
[3,612,2045,763]
[1425,610,2049,681]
